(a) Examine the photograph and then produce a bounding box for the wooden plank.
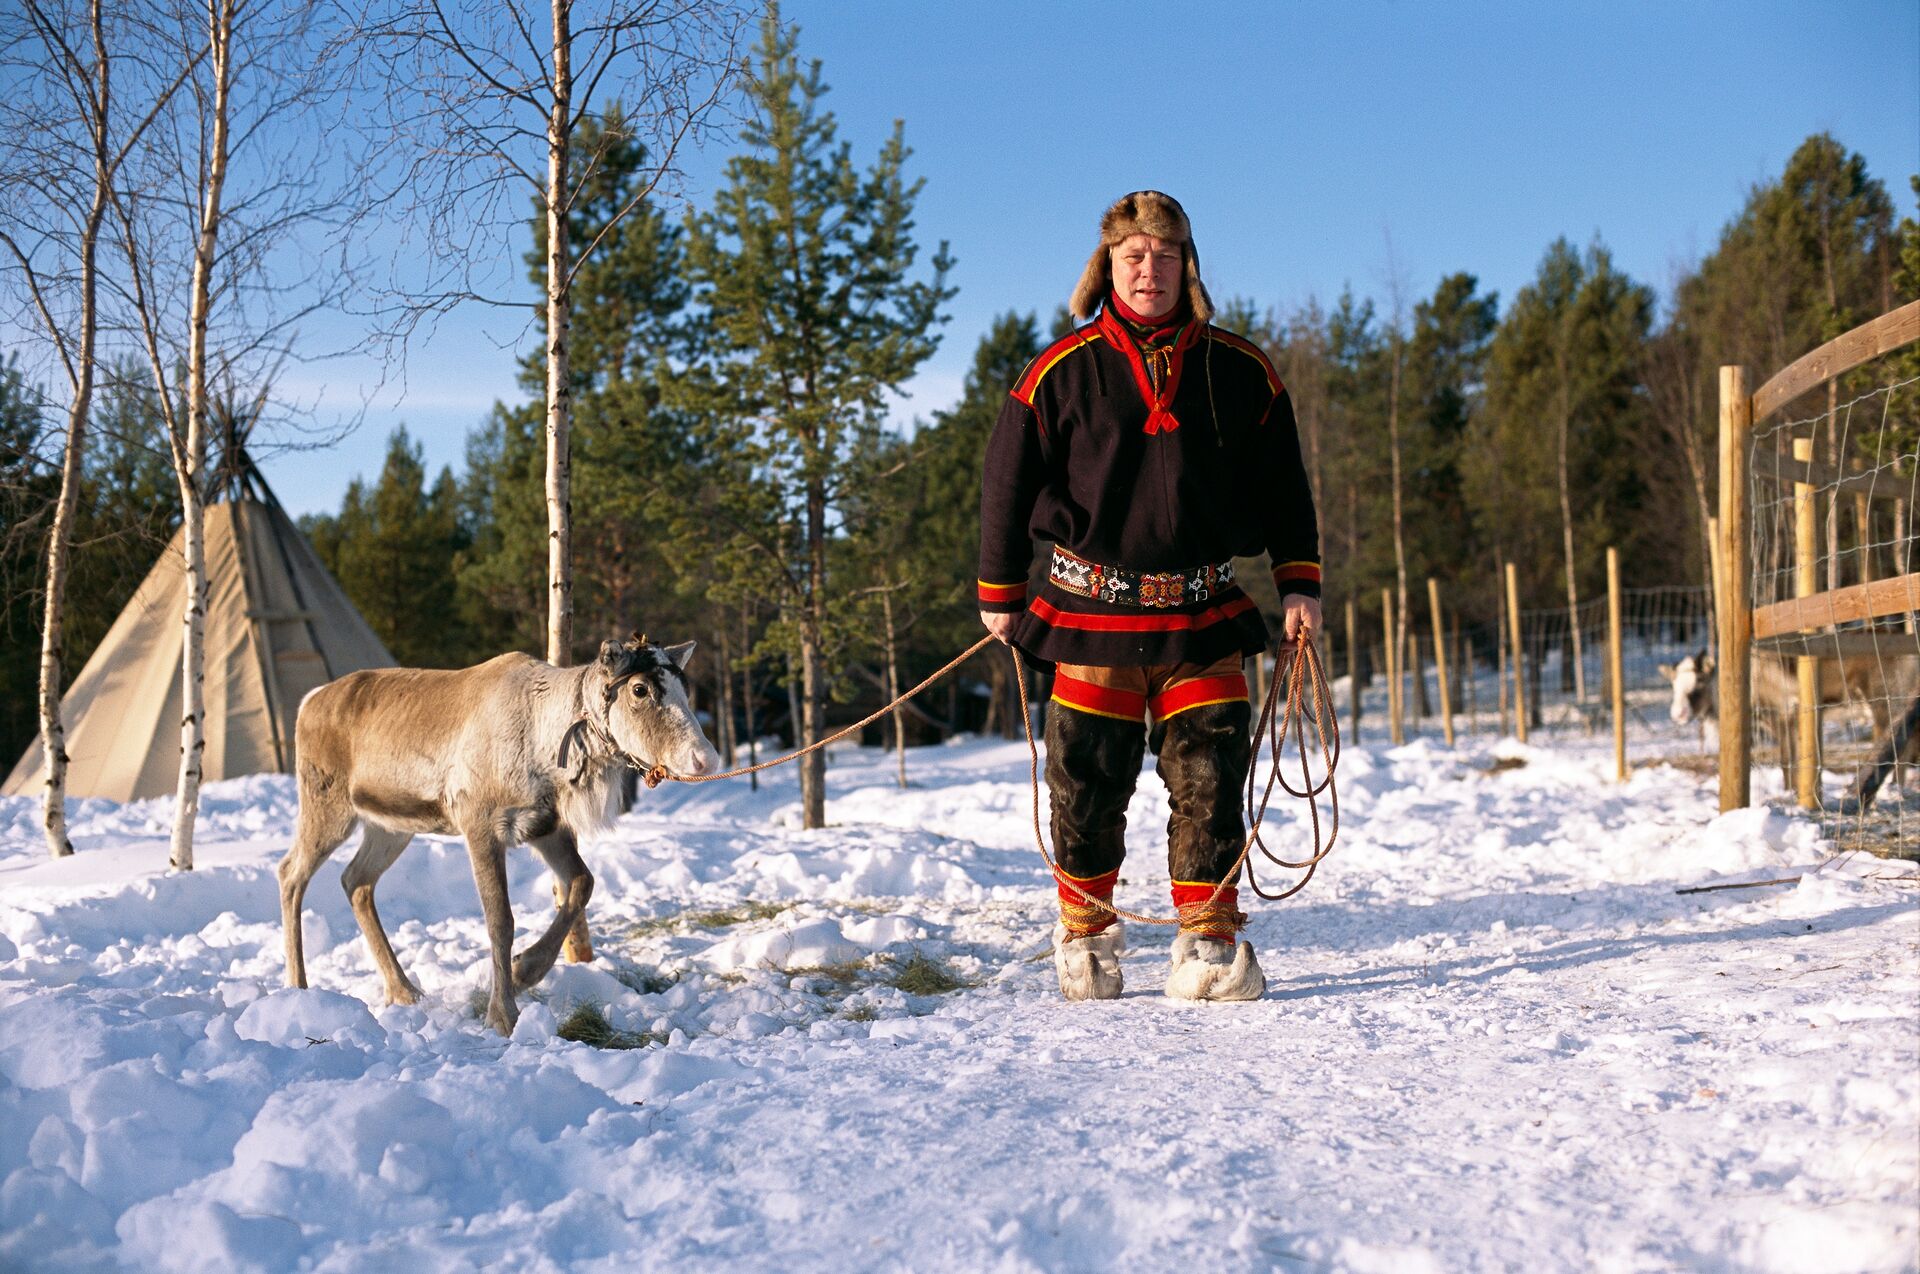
[1718,365,1752,812]
[1753,573,1920,639]
[1754,630,1920,658]
[1607,548,1625,783]
[1505,563,1527,745]
[1345,598,1360,745]
[1752,449,1917,504]
[1753,300,1920,422]
[1792,436,1819,809]
[1427,577,1454,748]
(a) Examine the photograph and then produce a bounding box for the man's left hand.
[1282,595,1322,646]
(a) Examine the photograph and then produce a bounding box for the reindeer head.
[593,634,720,777]
[1659,650,1715,725]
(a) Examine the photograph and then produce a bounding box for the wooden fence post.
[1383,589,1403,744]
[1707,514,1723,662]
[1346,598,1360,745]
[1792,433,1820,808]
[1505,562,1527,744]
[1428,577,1454,746]
[1717,365,1752,811]
[1607,546,1625,782]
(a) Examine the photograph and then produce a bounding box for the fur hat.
[1069,190,1214,323]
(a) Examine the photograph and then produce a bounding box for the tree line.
[298,130,1915,776]
[4,0,1917,836]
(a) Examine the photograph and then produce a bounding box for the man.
[978,190,1322,1003]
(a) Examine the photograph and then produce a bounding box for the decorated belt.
[1048,546,1234,609]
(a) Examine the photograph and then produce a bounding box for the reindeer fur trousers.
[1044,690,1253,889]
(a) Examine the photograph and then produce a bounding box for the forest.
[4,4,1917,820]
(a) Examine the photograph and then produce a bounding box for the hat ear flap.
[1069,243,1110,322]
[1185,245,1213,323]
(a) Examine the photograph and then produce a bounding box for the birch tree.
[0,0,193,857]
[109,0,368,869]
[364,0,743,667]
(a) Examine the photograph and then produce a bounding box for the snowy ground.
[1,702,1916,1272]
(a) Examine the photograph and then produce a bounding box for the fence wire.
[1747,372,1919,857]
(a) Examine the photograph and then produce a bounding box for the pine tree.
[915,312,1042,736]
[676,5,953,828]
[0,354,51,764]
[306,427,466,667]
[1474,239,1652,701]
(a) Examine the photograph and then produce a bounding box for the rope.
[652,635,1001,787]
[656,633,1343,924]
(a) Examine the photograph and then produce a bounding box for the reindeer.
[277,635,720,1035]
[1661,649,1915,791]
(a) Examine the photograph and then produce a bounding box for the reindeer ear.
[598,639,625,666]
[663,640,696,670]
[1701,655,1716,675]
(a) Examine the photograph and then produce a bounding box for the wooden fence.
[1716,300,1920,823]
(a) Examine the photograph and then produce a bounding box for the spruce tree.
[676,5,952,828]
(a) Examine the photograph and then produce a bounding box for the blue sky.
[259,0,1918,515]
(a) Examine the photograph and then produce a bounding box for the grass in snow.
[888,953,968,995]
[557,1003,665,1050]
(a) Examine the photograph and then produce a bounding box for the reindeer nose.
[684,751,713,777]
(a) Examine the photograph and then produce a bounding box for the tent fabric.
[4,500,394,802]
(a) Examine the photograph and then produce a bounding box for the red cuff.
[978,579,1027,610]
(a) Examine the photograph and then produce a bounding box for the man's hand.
[1282,595,1323,646]
[981,610,1016,644]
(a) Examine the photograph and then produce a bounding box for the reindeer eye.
[630,680,651,699]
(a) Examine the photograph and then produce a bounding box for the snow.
[1,715,1915,1272]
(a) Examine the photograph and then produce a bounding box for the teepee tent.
[5,458,393,803]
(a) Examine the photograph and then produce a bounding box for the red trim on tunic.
[1149,673,1249,720]
[1051,672,1148,722]
[1271,561,1322,585]
[1204,328,1285,397]
[1013,329,1107,407]
[977,579,1027,604]
[1029,593,1256,633]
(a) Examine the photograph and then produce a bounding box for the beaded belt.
[1048,546,1234,609]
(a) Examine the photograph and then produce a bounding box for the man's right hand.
[980,610,1016,644]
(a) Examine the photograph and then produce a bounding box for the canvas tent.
[5,469,393,802]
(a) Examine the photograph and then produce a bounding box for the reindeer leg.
[515,829,593,990]
[278,783,356,990]
[340,824,420,1006]
[462,822,519,1036]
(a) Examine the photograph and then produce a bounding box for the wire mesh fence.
[1321,585,1717,759]
[1746,370,1918,857]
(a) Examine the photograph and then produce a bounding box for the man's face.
[1109,233,1184,320]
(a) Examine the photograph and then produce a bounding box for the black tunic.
[977,304,1321,668]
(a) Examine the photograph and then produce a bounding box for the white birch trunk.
[169,0,236,872]
[544,0,574,667]
[36,0,112,859]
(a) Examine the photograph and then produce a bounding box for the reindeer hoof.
[388,980,421,1007]
[485,1000,518,1037]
